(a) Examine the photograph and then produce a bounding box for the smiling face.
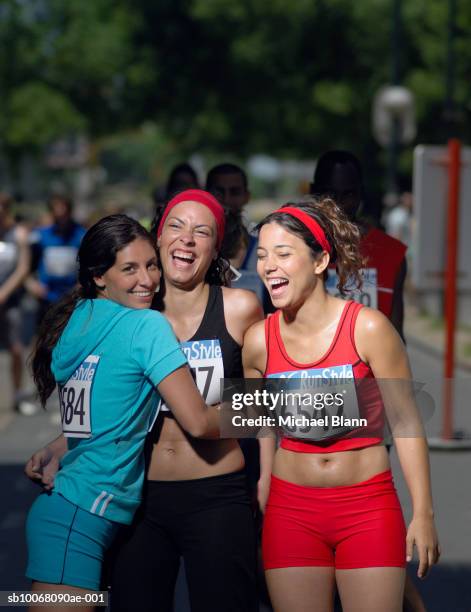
[157,201,218,288]
[94,237,160,309]
[257,222,329,310]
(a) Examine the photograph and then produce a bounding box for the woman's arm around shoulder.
[158,365,221,439]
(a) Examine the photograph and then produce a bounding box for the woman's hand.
[406,514,441,578]
[256,474,271,514]
[25,446,60,490]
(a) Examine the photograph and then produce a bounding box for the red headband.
[272,206,331,254]
[157,189,225,250]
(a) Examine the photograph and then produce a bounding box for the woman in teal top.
[25,214,220,610]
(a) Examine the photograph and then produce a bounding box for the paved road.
[0,342,470,611]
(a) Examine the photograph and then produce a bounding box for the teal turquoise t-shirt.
[51,299,187,524]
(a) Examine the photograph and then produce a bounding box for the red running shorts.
[262,470,406,570]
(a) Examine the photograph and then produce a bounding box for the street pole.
[442,139,461,441]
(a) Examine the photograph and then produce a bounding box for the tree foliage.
[0,0,469,166]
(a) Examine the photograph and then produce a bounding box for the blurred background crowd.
[3,0,467,415]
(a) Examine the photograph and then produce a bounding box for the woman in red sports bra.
[243,197,439,612]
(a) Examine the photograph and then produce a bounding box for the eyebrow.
[120,256,157,266]
[167,215,213,230]
[257,244,294,250]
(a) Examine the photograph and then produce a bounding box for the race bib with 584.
[160,339,224,412]
[267,364,361,441]
[59,355,99,438]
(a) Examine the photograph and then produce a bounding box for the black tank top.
[188,284,242,379]
[148,285,256,483]
[157,284,242,411]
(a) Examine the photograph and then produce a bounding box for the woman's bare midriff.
[272,443,390,487]
[147,414,245,481]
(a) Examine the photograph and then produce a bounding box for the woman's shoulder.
[96,302,171,336]
[221,286,264,333]
[241,318,267,375]
[126,306,169,327]
[355,305,393,336]
[221,286,262,316]
[243,317,266,345]
[127,308,178,348]
[354,305,400,361]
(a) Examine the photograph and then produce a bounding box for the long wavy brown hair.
[257,196,365,295]
[32,214,156,406]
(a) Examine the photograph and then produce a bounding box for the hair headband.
[157,189,225,250]
[272,206,332,254]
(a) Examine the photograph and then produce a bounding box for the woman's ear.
[93,275,106,292]
[313,251,330,275]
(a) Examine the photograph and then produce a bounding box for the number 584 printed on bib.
[59,355,100,439]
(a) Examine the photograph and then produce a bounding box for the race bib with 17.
[267,364,361,442]
[160,339,224,412]
[59,355,99,438]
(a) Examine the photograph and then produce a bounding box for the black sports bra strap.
[190,285,219,340]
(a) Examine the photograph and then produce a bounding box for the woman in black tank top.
[109,190,274,612]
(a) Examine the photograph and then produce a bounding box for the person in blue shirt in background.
[28,194,86,322]
[24,214,221,612]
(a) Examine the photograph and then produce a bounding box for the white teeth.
[173,250,195,262]
[268,278,288,287]
[132,291,152,297]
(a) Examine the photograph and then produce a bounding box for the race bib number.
[44,246,79,277]
[326,268,378,309]
[267,364,361,441]
[59,355,99,438]
[0,241,17,279]
[160,339,224,412]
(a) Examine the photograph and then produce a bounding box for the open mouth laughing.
[267,277,289,297]
[171,249,196,267]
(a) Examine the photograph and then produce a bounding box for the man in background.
[27,194,85,323]
[311,150,407,339]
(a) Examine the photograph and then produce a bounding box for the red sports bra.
[264,301,383,453]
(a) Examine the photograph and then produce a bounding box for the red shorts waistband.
[270,469,394,499]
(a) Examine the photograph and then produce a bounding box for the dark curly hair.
[257,196,365,295]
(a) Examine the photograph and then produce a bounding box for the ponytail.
[32,288,84,406]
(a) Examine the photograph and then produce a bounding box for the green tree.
[0,0,470,185]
